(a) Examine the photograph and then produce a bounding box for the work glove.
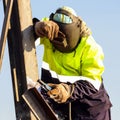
[35,20,59,40]
[47,83,74,103]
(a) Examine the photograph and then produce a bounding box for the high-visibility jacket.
[40,35,112,120]
[40,35,104,90]
[37,17,112,120]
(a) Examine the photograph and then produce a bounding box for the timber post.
[3,0,39,119]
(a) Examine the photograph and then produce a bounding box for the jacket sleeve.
[69,80,98,101]
[81,37,104,84]
[68,80,112,116]
[69,37,105,101]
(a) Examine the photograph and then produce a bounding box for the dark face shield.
[49,11,81,53]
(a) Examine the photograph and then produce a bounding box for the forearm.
[68,80,98,102]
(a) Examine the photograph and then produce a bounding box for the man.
[33,6,112,120]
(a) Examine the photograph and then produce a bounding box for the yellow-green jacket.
[40,35,104,90]
[37,18,112,120]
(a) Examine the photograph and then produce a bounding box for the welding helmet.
[49,6,81,53]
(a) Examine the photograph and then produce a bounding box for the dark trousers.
[56,108,111,120]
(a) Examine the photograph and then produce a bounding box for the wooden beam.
[3,0,39,119]
[0,0,13,70]
[17,0,39,82]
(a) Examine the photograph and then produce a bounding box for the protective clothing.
[47,83,74,103]
[40,34,112,119]
[41,35,104,90]
[35,20,59,40]
[35,6,112,119]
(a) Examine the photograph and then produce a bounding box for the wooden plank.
[3,0,39,119]
[0,0,13,70]
[17,0,39,82]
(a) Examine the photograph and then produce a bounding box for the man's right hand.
[35,21,59,40]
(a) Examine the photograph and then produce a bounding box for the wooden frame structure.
[0,0,58,119]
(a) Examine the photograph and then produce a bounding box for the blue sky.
[0,0,120,119]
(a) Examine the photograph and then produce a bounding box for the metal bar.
[22,87,58,120]
[0,0,13,70]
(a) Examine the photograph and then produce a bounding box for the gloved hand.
[47,83,74,103]
[35,20,59,40]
